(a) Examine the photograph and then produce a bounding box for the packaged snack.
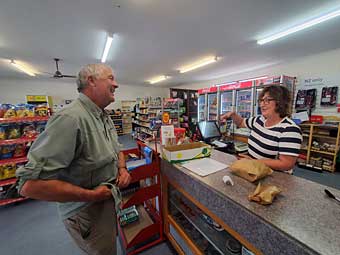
[34,104,48,117]
[22,123,38,138]
[0,144,15,159]
[2,104,16,118]
[16,103,35,117]
[0,124,8,140]
[13,144,26,158]
[2,163,16,179]
[0,165,3,179]
[7,124,21,139]
[35,121,47,133]
[0,104,7,118]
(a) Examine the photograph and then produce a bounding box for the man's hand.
[117,167,131,188]
[90,186,112,201]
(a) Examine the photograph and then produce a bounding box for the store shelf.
[0,157,28,166]
[312,134,337,140]
[0,137,36,145]
[0,116,49,124]
[120,204,154,244]
[0,177,16,187]
[0,197,28,206]
[310,149,336,156]
[169,198,229,255]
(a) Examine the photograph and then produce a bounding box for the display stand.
[118,141,164,254]
[299,123,340,172]
[0,116,49,206]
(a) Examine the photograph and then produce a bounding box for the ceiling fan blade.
[62,75,77,78]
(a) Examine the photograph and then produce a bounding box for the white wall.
[0,78,169,109]
[174,47,340,90]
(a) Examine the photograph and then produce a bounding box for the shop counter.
[161,149,340,255]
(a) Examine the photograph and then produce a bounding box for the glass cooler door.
[198,94,206,121]
[207,93,218,121]
[254,88,263,116]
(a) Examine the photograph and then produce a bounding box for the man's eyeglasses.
[258,98,275,105]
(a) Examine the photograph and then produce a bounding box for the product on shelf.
[0,163,16,180]
[16,104,35,117]
[118,205,139,227]
[0,145,15,159]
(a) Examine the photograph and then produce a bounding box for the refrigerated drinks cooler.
[254,75,296,116]
[219,85,234,134]
[198,89,207,121]
[234,81,253,136]
[207,87,218,121]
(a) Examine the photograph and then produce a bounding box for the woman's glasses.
[258,98,275,105]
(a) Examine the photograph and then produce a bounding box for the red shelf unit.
[0,116,49,124]
[0,178,17,187]
[0,197,28,206]
[0,156,28,166]
[0,137,36,145]
[118,141,164,255]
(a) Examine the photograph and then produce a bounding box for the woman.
[220,85,302,173]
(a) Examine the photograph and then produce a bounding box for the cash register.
[197,121,247,154]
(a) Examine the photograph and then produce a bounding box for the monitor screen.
[198,121,221,140]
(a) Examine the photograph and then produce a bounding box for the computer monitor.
[198,121,221,141]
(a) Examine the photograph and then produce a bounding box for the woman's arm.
[258,155,297,171]
[220,111,246,128]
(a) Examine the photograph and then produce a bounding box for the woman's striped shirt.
[244,116,302,159]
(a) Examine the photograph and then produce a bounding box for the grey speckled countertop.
[161,149,340,255]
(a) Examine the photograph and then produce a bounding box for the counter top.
[161,149,340,255]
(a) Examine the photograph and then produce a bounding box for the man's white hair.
[76,63,112,92]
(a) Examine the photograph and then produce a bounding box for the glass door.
[236,89,252,119]
[254,88,263,116]
[220,91,233,134]
[198,95,206,121]
[207,93,218,121]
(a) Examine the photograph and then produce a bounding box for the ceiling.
[1,0,340,87]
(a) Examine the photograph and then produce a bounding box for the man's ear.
[87,76,96,87]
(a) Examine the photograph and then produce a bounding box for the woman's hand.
[220,111,234,121]
[237,153,252,160]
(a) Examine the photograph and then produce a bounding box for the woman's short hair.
[259,85,291,117]
[76,64,112,92]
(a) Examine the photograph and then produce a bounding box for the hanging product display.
[295,89,317,110]
[320,86,338,106]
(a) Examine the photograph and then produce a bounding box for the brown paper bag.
[230,159,273,182]
[248,182,281,205]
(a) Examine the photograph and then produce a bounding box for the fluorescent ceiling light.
[10,60,36,76]
[148,75,170,84]
[257,8,340,45]
[101,34,113,63]
[239,76,267,83]
[179,56,219,73]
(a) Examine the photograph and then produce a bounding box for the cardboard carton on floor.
[162,142,211,163]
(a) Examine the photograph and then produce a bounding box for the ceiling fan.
[52,58,76,78]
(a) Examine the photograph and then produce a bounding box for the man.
[16,63,131,255]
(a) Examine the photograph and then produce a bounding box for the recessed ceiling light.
[257,8,340,45]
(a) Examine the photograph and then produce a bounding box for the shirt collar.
[78,93,104,120]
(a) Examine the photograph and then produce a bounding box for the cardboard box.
[162,142,211,163]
